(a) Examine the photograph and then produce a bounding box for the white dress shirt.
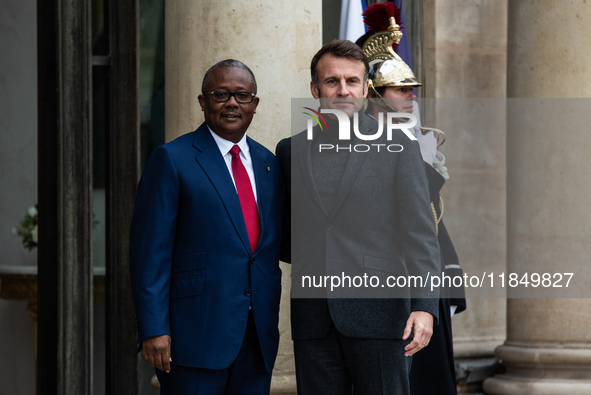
[208,127,258,202]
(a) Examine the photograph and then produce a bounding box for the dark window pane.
[92,0,109,56]
[140,0,165,167]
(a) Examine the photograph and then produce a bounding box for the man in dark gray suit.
[276,40,441,394]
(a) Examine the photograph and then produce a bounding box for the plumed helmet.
[360,3,421,90]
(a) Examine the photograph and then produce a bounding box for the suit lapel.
[328,149,366,218]
[328,112,377,217]
[295,131,331,217]
[192,124,252,254]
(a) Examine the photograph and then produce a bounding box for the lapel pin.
[266,167,271,172]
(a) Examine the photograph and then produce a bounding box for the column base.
[483,342,591,395]
[485,377,591,395]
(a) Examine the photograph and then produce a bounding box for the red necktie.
[230,145,261,252]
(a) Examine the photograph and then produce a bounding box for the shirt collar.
[207,126,250,158]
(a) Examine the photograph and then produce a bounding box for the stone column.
[426,0,508,380]
[165,1,322,148]
[484,1,591,393]
[165,2,322,393]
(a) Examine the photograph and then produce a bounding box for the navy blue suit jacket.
[130,123,283,371]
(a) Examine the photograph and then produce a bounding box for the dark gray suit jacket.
[276,111,441,341]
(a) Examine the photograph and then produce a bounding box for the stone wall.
[426,0,508,364]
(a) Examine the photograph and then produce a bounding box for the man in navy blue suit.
[130,59,284,394]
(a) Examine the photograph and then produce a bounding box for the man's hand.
[402,311,434,357]
[142,335,172,373]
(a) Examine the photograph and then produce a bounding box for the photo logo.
[304,108,418,141]
[304,108,418,153]
[302,107,329,131]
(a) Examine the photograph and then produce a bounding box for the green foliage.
[12,205,38,251]
[12,205,99,252]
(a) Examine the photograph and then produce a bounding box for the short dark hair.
[201,59,257,94]
[310,40,369,86]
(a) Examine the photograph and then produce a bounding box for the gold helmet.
[359,4,445,146]
[360,3,421,92]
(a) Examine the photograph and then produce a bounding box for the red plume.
[362,2,403,32]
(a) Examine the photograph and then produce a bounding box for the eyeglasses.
[204,89,256,104]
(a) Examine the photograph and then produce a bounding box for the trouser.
[294,323,412,395]
[156,311,272,395]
